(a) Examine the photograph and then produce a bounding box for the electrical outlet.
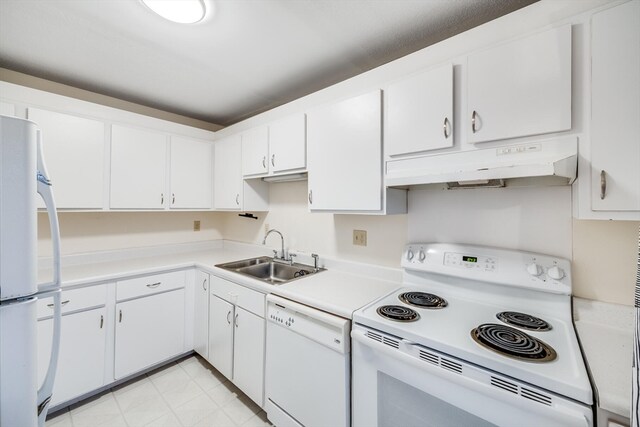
[193,220,201,231]
[353,230,367,246]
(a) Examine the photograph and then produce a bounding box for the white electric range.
[351,243,593,427]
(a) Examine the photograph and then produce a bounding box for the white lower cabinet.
[38,307,107,407]
[193,271,210,359]
[208,276,265,407]
[115,288,185,379]
[208,294,234,379]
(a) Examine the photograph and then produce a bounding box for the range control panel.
[402,243,572,295]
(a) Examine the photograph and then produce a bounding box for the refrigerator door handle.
[37,289,62,425]
[35,131,61,293]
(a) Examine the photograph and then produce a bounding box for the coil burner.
[376,305,420,322]
[399,292,448,309]
[471,323,556,362]
[496,311,552,331]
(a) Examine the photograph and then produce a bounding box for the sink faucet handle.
[311,253,319,270]
[272,250,279,259]
[288,253,297,265]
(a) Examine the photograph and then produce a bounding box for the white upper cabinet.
[589,0,640,214]
[170,136,212,209]
[0,102,15,116]
[214,135,243,210]
[28,108,105,209]
[241,126,269,177]
[110,125,167,209]
[307,90,383,211]
[269,113,306,173]
[467,25,572,144]
[385,63,454,157]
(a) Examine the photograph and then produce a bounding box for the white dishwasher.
[265,294,351,427]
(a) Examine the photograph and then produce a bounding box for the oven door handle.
[351,329,590,427]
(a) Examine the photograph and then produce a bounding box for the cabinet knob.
[119,310,123,323]
[262,156,266,169]
[226,310,231,324]
[99,315,104,329]
[172,193,175,204]
[471,110,479,133]
[235,313,239,328]
[308,190,313,204]
[202,278,207,291]
[443,117,451,139]
[600,170,607,200]
[161,193,164,204]
[271,154,275,167]
[235,194,240,205]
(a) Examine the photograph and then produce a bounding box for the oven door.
[352,325,593,427]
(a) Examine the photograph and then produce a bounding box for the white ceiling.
[0,0,535,126]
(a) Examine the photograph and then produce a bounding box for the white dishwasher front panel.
[265,295,351,427]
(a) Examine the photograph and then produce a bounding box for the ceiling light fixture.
[141,0,207,24]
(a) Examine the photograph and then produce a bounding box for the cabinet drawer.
[37,284,107,319]
[211,276,265,317]
[116,270,186,301]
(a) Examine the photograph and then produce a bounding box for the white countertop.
[38,240,401,319]
[573,297,634,419]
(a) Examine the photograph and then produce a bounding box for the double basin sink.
[216,256,323,285]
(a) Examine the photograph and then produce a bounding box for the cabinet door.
[467,25,571,143]
[385,63,453,156]
[110,124,166,209]
[27,108,105,209]
[242,126,269,176]
[114,289,185,379]
[170,136,212,209]
[213,135,242,210]
[37,307,107,406]
[232,306,265,407]
[307,90,382,211]
[269,113,306,173]
[193,271,209,359]
[208,294,234,380]
[590,1,640,212]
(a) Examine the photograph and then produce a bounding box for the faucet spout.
[263,229,285,260]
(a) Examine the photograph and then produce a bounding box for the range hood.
[385,137,578,188]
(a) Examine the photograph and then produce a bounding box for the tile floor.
[45,355,272,427]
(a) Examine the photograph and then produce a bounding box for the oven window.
[377,372,497,427]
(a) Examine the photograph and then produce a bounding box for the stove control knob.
[418,250,426,262]
[406,249,414,261]
[526,263,542,276]
[547,266,565,280]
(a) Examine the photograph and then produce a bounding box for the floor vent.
[418,350,439,365]
[382,337,400,349]
[490,376,518,394]
[440,358,463,374]
[521,387,552,406]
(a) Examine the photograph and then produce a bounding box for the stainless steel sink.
[216,256,323,285]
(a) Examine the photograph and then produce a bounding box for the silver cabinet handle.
[172,193,175,204]
[443,117,451,139]
[271,154,275,167]
[235,313,239,328]
[262,156,266,169]
[226,310,231,324]
[308,190,313,204]
[119,310,123,323]
[235,194,240,205]
[146,282,161,288]
[202,278,207,291]
[99,315,104,329]
[600,170,607,200]
[161,193,164,204]
[471,110,478,133]
[48,300,69,308]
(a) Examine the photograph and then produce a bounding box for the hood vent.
[386,137,577,188]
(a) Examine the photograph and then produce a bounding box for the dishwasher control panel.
[266,295,351,354]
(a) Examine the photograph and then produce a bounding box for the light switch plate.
[353,230,367,246]
[193,220,201,231]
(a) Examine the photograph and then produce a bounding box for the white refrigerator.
[0,114,62,427]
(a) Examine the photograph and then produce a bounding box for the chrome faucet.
[263,229,285,260]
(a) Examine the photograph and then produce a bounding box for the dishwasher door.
[265,295,351,427]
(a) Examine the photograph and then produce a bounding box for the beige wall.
[572,219,639,306]
[222,181,408,268]
[38,211,224,257]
